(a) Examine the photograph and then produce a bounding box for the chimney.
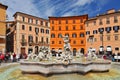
[107,9,115,14]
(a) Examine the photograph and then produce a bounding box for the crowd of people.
[0,52,27,65]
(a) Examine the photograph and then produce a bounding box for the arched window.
[51,34,55,38]
[65,33,69,37]
[80,33,84,37]
[72,33,77,38]
[58,33,62,38]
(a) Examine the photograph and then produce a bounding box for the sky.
[0,0,120,20]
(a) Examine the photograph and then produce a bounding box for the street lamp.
[100,29,104,55]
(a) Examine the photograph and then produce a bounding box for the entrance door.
[35,46,39,54]
[73,48,77,56]
[81,48,84,54]
[21,48,25,54]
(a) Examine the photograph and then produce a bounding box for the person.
[0,52,5,63]
[10,52,13,62]
[13,52,16,62]
[102,54,107,60]
[112,53,115,62]
[16,53,20,61]
[5,52,10,62]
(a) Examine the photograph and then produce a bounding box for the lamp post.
[100,29,104,55]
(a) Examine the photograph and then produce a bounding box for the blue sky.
[0,0,120,20]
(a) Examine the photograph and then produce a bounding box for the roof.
[0,3,8,9]
[49,14,88,19]
[13,12,49,21]
[86,9,120,22]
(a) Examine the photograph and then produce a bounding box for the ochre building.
[85,9,120,54]
[6,12,50,54]
[0,3,7,52]
[49,15,88,55]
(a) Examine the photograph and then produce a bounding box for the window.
[52,26,54,30]
[66,26,68,30]
[41,29,44,33]
[115,35,118,40]
[59,20,61,24]
[73,26,76,30]
[72,33,77,38]
[29,26,32,31]
[51,34,55,38]
[93,30,98,34]
[73,20,75,23]
[81,40,84,44]
[59,41,62,44]
[86,31,90,35]
[99,19,103,25]
[113,26,119,32]
[46,29,49,34]
[93,21,96,25]
[65,33,69,37]
[22,17,25,22]
[28,35,33,42]
[66,20,68,24]
[115,47,119,50]
[58,34,62,38]
[52,20,54,24]
[52,41,54,44]
[59,26,61,30]
[105,27,111,33]
[114,16,118,23]
[22,35,25,40]
[73,40,76,44]
[107,35,110,41]
[80,26,83,30]
[22,25,25,30]
[36,20,38,24]
[41,21,43,25]
[36,37,38,43]
[35,28,39,34]
[106,17,110,24]
[46,22,48,26]
[98,28,104,33]
[28,18,33,23]
[80,33,84,37]
[41,37,44,43]
[46,38,49,43]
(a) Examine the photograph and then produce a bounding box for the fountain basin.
[20,59,111,76]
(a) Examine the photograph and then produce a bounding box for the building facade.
[49,15,88,55]
[0,3,7,52]
[6,12,50,54]
[85,9,120,54]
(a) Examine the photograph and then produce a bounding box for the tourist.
[0,52,5,63]
[16,53,20,61]
[13,52,16,62]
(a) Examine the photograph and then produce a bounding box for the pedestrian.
[13,52,16,62]
[10,52,13,62]
[16,53,20,61]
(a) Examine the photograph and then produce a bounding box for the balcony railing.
[21,39,27,46]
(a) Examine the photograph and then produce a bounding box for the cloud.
[0,0,40,20]
[0,0,109,20]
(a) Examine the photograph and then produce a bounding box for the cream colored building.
[6,12,50,54]
[0,3,7,52]
[85,9,120,54]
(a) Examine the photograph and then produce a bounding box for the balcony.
[38,41,50,46]
[21,39,27,46]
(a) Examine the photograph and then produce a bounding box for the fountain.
[20,35,111,76]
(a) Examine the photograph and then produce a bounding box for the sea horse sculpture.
[59,35,73,64]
